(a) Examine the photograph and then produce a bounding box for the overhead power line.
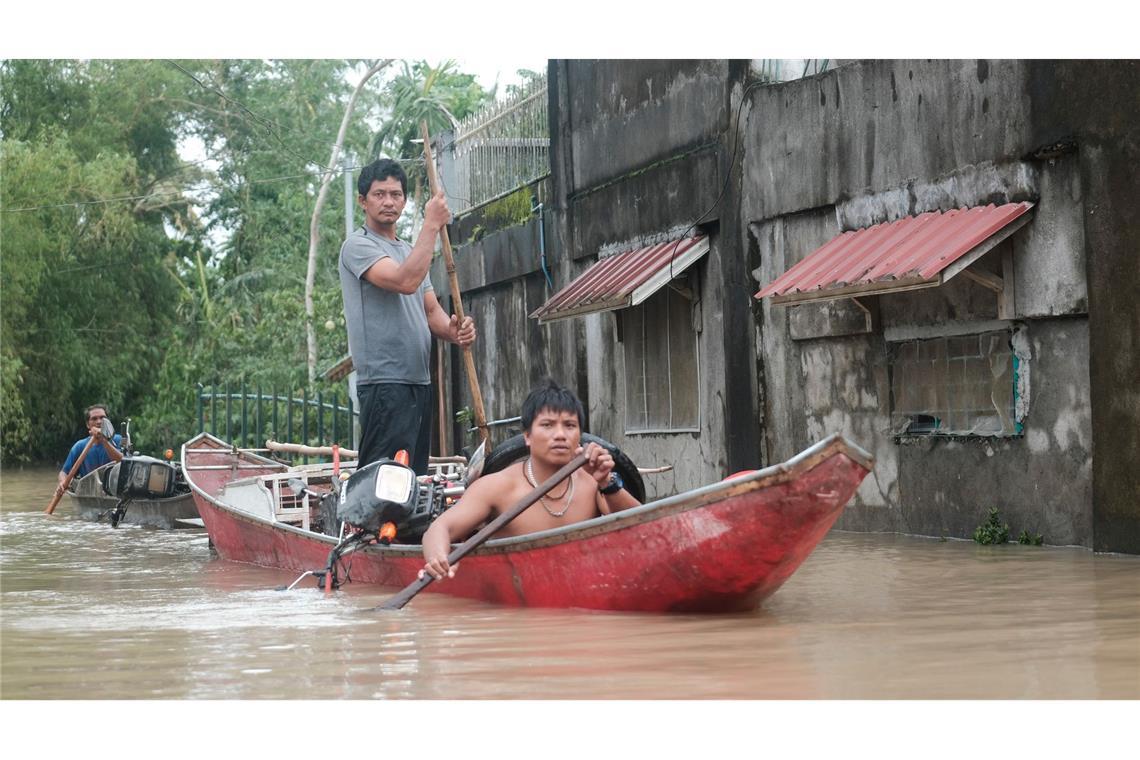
[1,160,425,214]
[165,60,339,175]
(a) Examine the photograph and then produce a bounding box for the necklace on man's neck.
[525,457,576,517]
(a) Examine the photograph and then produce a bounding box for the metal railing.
[196,383,357,464]
[751,59,831,83]
[438,74,550,216]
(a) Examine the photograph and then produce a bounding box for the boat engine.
[337,458,419,533]
[102,455,179,499]
[336,459,459,543]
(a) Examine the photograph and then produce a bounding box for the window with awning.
[530,236,709,323]
[754,203,1033,312]
[531,235,708,433]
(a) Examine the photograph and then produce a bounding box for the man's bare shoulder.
[467,461,525,492]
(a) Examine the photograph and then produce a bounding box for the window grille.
[622,284,700,433]
[889,330,1021,437]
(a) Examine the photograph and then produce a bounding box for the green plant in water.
[973,508,1010,545]
[1018,529,1044,546]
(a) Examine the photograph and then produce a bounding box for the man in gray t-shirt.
[339,158,476,474]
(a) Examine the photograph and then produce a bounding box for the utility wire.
[166,60,338,175]
[667,78,766,281]
[2,161,426,214]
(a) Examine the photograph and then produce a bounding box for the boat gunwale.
[182,431,873,557]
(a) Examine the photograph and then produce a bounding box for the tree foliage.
[2,60,191,462]
[1,58,496,464]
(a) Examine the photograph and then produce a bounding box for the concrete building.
[431,59,1139,554]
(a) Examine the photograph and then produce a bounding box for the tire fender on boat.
[478,433,646,504]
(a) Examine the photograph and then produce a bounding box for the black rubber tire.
[479,432,646,504]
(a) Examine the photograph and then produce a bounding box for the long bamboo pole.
[420,121,490,450]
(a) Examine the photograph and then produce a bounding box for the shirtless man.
[419,379,640,580]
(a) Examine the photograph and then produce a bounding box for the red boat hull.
[184,434,872,613]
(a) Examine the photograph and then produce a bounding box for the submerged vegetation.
[973,508,1011,545]
[973,507,1045,546]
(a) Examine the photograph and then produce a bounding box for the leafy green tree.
[2,60,196,462]
[368,60,493,233]
[2,58,497,462]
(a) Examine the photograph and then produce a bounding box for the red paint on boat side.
[185,434,872,613]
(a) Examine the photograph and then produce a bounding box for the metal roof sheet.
[531,236,709,323]
[755,203,1034,303]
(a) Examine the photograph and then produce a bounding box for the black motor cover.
[102,456,178,499]
[336,459,418,532]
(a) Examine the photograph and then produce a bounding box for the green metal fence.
[195,383,357,464]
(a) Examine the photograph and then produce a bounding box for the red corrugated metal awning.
[531,235,709,323]
[755,203,1034,304]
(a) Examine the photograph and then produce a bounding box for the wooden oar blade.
[464,439,486,485]
[376,575,433,611]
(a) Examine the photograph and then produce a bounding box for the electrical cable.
[166,61,338,175]
[667,78,766,281]
[2,162,425,214]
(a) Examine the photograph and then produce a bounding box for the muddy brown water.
[2,466,1137,702]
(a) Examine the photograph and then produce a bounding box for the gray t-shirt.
[339,226,434,385]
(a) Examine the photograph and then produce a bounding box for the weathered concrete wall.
[547,60,758,493]
[431,216,579,452]
[563,60,730,193]
[742,59,1116,549]
[746,60,1037,220]
[435,58,1137,553]
[1025,60,1140,554]
[890,318,1093,545]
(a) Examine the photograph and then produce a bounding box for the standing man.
[339,158,476,474]
[58,404,123,487]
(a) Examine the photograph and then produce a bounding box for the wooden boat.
[66,460,199,530]
[182,432,873,613]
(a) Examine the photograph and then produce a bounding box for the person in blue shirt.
[58,404,123,487]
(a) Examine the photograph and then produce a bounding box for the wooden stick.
[436,341,448,456]
[267,440,358,458]
[45,436,97,515]
[265,440,466,466]
[375,452,587,611]
[420,121,491,451]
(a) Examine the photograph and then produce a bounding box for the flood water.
[3,465,1138,704]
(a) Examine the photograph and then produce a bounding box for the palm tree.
[368,60,494,233]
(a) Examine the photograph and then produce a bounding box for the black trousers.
[356,383,433,474]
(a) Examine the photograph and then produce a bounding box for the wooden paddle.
[45,436,98,515]
[419,121,491,451]
[376,451,587,611]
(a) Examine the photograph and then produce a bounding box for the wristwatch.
[599,471,624,495]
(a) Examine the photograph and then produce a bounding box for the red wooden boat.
[182,432,873,613]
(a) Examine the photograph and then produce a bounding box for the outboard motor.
[336,458,419,534]
[287,456,465,593]
[100,455,180,527]
[103,455,180,500]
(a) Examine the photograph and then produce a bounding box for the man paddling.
[58,404,123,487]
[419,380,640,580]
